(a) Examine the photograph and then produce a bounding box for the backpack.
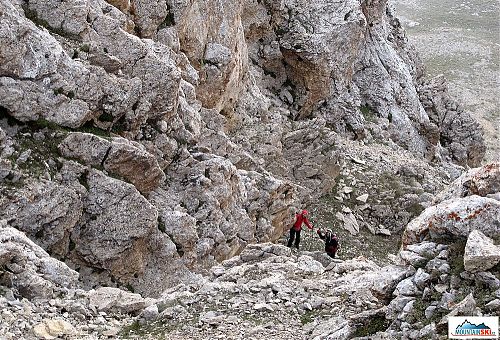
[326,233,338,247]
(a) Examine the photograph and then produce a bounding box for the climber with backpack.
[317,228,340,258]
[287,209,314,250]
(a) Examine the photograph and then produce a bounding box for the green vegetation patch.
[351,314,390,337]
[359,104,378,123]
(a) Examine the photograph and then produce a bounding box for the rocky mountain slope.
[0,0,495,338]
[1,163,499,339]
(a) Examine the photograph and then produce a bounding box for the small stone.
[412,268,431,289]
[248,326,265,335]
[102,327,120,336]
[16,150,31,164]
[377,226,392,236]
[253,303,274,312]
[343,187,353,194]
[33,319,75,339]
[424,306,437,319]
[356,194,369,203]
[350,157,366,165]
[485,299,500,312]
[139,304,159,322]
[434,284,448,293]
[303,302,313,311]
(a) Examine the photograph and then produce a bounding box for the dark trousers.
[287,228,301,249]
[326,246,338,258]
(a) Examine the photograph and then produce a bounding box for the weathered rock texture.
[403,163,500,246]
[0,221,79,299]
[0,0,487,310]
[464,230,500,273]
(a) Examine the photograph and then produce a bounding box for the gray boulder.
[403,196,500,246]
[71,170,157,281]
[0,181,83,257]
[0,222,79,299]
[464,230,500,273]
[88,287,146,314]
[435,162,500,202]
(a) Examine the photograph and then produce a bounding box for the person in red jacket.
[287,209,314,250]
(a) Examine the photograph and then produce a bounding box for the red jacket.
[293,213,313,231]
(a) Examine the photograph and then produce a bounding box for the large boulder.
[464,230,500,273]
[59,133,165,193]
[0,221,79,299]
[402,196,500,246]
[435,162,500,203]
[0,181,83,257]
[88,287,146,314]
[71,169,158,280]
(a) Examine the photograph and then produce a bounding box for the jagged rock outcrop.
[0,0,181,133]
[150,152,296,270]
[419,75,486,167]
[0,0,141,129]
[0,0,491,337]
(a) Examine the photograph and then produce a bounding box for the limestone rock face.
[435,162,500,202]
[235,0,484,165]
[0,0,181,133]
[0,0,141,129]
[464,230,500,273]
[0,0,489,324]
[0,181,83,257]
[170,0,248,112]
[59,132,165,193]
[0,222,79,299]
[71,169,157,280]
